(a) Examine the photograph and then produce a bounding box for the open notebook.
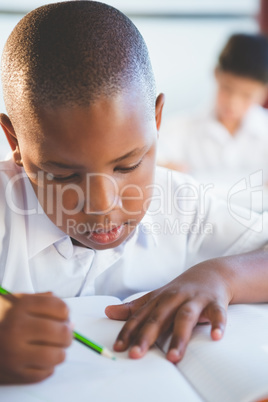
[1,295,268,402]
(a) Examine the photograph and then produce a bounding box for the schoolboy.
[0,1,268,385]
[158,33,268,175]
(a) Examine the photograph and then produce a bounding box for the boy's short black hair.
[1,1,156,120]
[217,33,268,84]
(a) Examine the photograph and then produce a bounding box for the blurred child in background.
[157,33,268,181]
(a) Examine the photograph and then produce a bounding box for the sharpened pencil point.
[102,347,117,360]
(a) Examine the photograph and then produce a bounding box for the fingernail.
[129,345,142,358]
[213,328,223,340]
[168,348,180,363]
[114,340,124,350]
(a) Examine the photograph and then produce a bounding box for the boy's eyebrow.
[40,146,148,169]
[110,146,148,164]
[40,161,85,169]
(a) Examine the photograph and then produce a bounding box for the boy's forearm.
[212,248,268,304]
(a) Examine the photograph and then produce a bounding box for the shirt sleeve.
[161,168,268,268]
[185,190,268,268]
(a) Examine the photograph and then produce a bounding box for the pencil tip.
[102,348,116,360]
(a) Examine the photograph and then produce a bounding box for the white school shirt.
[0,158,267,300]
[157,104,268,179]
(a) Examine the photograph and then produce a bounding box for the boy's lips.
[86,224,125,245]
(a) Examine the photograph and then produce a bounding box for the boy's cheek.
[58,188,83,211]
[120,188,145,216]
[34,185,81,217]
[121,183,154,217]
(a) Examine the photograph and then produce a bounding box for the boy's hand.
[0,292,73,384]
[105,261,233,363]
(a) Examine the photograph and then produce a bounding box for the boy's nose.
[82,174,122,215]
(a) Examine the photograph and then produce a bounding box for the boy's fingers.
[127,319,166,359]
[105,293,151,321]
[25,317,73,347]
[0,366,55,385]
[105,304,133,321]
[204,302,227,340]
[24,344,67,370]
[114,295,181,355]
[22,367,55,383]
[2,344,65,382]
[112,302,156,351]
[18,294,69,321]
[166,301,203,363]
[167,301,227,363]
[127,302,179,358]
[16,366,55,384]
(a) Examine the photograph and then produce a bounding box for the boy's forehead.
[17,93,156,163]
[217,70,265,90]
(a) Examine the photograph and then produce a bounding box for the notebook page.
[0,296,203,402]
[159,304,268,402]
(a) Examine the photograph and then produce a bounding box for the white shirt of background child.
[157,104,268,179]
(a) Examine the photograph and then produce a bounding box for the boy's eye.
[115,159,143,173]
[46,173,79,182]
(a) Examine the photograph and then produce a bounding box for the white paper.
[0,296,202,402]
[159,304,268,402]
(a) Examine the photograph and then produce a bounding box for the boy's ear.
[155,93,165,132]
[0,113,23,166]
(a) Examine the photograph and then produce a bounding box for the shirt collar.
[23,171,69,259]
[239,104,267,138]
[138,212,159,247]
[210,104,267,140]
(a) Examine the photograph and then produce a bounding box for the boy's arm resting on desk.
[105,247,268,364]
[0,292,73,384]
